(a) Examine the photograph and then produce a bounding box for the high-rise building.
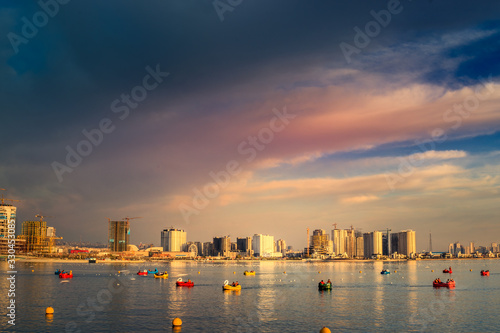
[491,242,498,253]
[194,241,204,256]
[363,231,383,259]
[108,220,130,252]
[355,236,364,258]
[345,229,356,258]
[276,239,287,256]
[203,242,213,256]
[310,229,333,257]
[332,228,347,256]
[382,233,390,256]
[355,231,364,258]
[390,230,416,258]
[160,228,187,252]
[452,241,462,257]
[0,203,16,238]
[332,227,360,258]
[20,220,49,253]
[237,237,252,254]
[213,236,231,256]
[252,234,274,257]
[469,242,475,254]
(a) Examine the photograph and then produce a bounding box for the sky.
[1,0,500,252]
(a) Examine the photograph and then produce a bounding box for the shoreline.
[12,258,145,263]
[9,257,499,264]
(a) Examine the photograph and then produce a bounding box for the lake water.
[1,259,499,332]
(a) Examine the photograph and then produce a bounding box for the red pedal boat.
[59,272,73,279]
[481,270,490,276]
[137,270,148,276]
[176,278,194,287]
[443,268,453,274]
[433,280,455,288]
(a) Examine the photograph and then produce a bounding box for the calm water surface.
[1,259,499,332]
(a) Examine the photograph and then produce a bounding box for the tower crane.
[122,217,142,223]
[35,214,53,222]
[0,189,21,205]
[306,227,310,257]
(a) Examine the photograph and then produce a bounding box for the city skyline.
[3,195,500,252]
[6,196,500,254]
[2,2,500,252]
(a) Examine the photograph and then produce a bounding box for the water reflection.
[407,260,418,285]
[6,259,500,332]
[377,285,387,325]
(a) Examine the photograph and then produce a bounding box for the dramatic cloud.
[1,1,500,250]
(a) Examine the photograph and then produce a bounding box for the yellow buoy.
[394,270,397,273]
[283,271,286,274]
[431,269,434,272]
[470,269,472,271]
[46,307,54,315]
[118,271,121,274]
[198,271,200,274]
[233,272,236,274]
[320,327,332,333]
[32,270,34,272]
[318,271,321,274]
[359,271,362,273]
[172,317,182,327]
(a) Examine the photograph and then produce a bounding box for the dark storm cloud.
[2,0,500,244]
[4,0,500,138]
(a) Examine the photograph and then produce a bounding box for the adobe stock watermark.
[6,219,17,326]
[179,106,296,223]
[234,265,311,332]
[51,64,169,182]
[7,0,71,54]
[385,75,496,191]
[339,0,406,64]
[213,0,243,22]
[409,297,453,332]
[65,271,134,333]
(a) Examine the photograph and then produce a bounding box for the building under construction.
[18,220,61,253]
[108,220,130,252]
[308,229,333,258]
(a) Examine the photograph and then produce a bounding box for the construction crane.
[429,231,432,253]
[105,217,142,223]
[0,189,21,206]
[35,214,54,222]
[306,227,310,257]
[122,216,142,223]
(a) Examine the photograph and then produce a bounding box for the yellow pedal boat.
[154,272,168,279]
[223,280,241,290]
[223,284,241,291]
[243,270,255,276]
